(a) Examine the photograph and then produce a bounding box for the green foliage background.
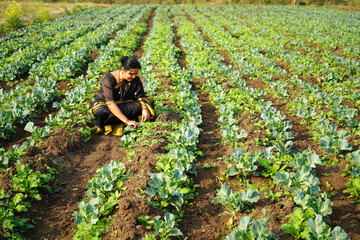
[0,0,359,6]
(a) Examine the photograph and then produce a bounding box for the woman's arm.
[141,105,150,122]
[133,78,155,122]
[107,102,139,128]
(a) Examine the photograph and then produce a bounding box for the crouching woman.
[92,56,156,136]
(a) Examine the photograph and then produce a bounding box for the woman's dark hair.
[120,56,141,70]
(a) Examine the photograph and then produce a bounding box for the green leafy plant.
[344,178,360,202]
[141,213,183,240]
[0,191,32,239]
[281,207,314,239]
[73,161,129,239]
[10,164,53,201]
[225,216,275,240]
[146,170,187,211]
[31,9,50,24]
[225,148,259,178]
[213,184,259,228]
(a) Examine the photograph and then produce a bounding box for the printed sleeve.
[102,77,115,104]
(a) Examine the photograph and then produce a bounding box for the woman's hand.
[142,108,150,122]
[125,120,139,128]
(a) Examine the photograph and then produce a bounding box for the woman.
[92,56,156,136]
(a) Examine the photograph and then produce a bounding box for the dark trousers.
[94,101,142,129]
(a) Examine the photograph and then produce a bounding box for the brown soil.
[90,50,99,61]
[177,78,233,239]
[0,80,11,90]
[172,23,186,68]
[21,129,131,239]
[0,95,63,151]
[133,10,155,60]
[56,81,71,92]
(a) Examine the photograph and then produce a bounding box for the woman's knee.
[95,107,110,121]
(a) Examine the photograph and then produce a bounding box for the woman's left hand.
[142,108,150,122]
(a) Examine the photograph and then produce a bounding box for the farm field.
[0,4,360,240]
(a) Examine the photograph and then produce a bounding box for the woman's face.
[121,68,139,82]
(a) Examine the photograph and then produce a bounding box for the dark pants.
[94,101,142,129]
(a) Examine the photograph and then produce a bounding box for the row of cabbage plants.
[221,6,360,59]
[193,6,360,204]
[194,6,358,150]
[178,6,350,239]
[214,6,360,111]
[171,7,270,238]
[117,6,203,239]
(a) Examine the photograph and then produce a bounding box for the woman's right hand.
[125,120,139,129]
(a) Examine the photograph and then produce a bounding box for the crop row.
[213,6,360,111]
[176,6,352,239]
[119,6,202,239]
[193,7,358,147]
[192,6,360,206]
[222,6,360,59]
[173,7,280,237]
[195,7,360,202]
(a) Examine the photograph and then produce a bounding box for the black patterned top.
[92,73,155,118]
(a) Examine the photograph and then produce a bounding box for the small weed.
[111,230,118,238]
[71,3,87,14]
[127,149,141,160]
[31,9,50,24]
[203,163,217,168]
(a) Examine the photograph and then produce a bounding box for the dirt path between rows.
[22,9,156,240]
[178,77,234,239]
[171,19,233,238]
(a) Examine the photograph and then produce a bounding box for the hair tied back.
[120,56,142,70]
[120,56,129,64]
